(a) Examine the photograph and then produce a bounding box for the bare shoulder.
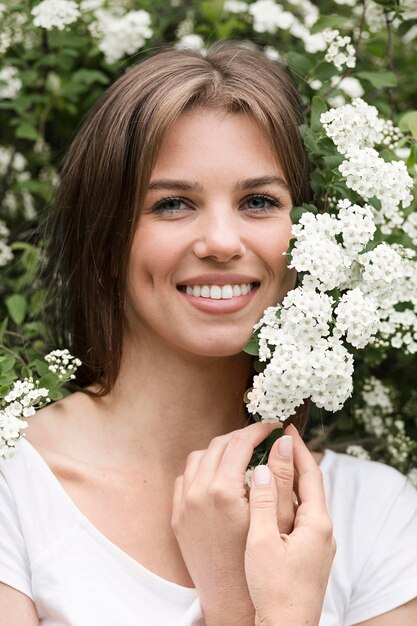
[24,391,96,459]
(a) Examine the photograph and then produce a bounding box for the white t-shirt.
[1,438,417,626]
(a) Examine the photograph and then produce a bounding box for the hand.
[171,421,280,626]
[245,424,336,626]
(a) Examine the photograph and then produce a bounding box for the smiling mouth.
[177,282,260,299]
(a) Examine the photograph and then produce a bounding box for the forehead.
[149,110,285,181]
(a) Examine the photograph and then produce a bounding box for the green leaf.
[406,143,417,168]
[323,154,344,170]
[0,318,8,343]
[357,71,398,88]
[310,96,327,133]
[72,69,109,86]
[299,125,321,155]
[48,389,64,401]
[5,294,27,326]
[310,15,350,34]
[399,111,417,138]
[20,366,32,379]
[33,359,50,377]
[200,0,224,22]
[0,386,10,398]
[243,338,259,356]
[0,356,16,374]
[15,123,39,141]
[286,52,314,78]
[291,204,318,224]
[38,373,60,390]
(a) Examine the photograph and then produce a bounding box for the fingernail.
[277,435,293,458]
[253,465,271,486]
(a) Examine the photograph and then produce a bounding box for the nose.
[193,206,246,262]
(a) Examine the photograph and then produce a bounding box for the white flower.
[249,0,295,34]
[335,288,380,348]
[403,213,417,246]
[0,219,13,267]
[321,99,385,154]
[346,445,371,460]
[338,201,376,255]
[224,0,248,12]
[31,0,80,30]
[44,349,81,380]
[0,66,22,99]
[359,243,405,297]
[323,29,356,71]
[175,34,205,52]
[339,148,413,232]
[1,378,50,458]
[90,9,152,64]
[80,0,104,10]
[331,76,364,99]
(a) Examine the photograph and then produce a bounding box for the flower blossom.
[1,379,50,459]
[45,349,81,380]
[31,0,80,30]
[0,66,21,99]
[323,29,356,71]
[90,9,153,64]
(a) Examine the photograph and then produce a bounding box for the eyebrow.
[147,176,290,193]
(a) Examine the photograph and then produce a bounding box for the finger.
[247,465,281,545]
[195,422,279,489]
[213,422,281,487]
[182,449,205,491]
[267,435,295,534]
[287,424,328,516]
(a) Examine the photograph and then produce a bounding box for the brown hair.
[44,42,310,405]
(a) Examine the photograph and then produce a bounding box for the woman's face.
[125,110,295,357]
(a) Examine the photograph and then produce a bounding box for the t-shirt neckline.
[19,436,198,600]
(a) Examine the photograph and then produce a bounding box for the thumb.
[248,465,280,536]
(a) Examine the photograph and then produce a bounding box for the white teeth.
[210,285,222,299]
[182,282,254,299]
[221,285,234,299]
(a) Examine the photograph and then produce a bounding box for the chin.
[177,330,253,359]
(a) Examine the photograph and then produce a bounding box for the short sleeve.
[344,471,417,625]
[0,468,33,599]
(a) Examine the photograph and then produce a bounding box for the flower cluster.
[353,377,417,471]
[0,351,82,457]
[45,349,82,380]
[0,66,22,100]
[323,29,356,71]
[0,220,13,267]
[88,9,153,64]
[321,99,414,234]
[0,379,49,459]
[247,97,416,429]
[31,0,80,30]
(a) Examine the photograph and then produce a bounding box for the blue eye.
[152,197,193,214]
[242,194,283,212]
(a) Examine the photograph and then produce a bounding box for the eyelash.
[151,193,284,215]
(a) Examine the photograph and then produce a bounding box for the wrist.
[202,597,255,626]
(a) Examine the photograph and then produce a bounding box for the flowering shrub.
[0,0,416,478]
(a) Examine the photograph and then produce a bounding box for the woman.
[0,43,416,626]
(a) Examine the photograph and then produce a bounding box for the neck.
[94,332,253,475]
